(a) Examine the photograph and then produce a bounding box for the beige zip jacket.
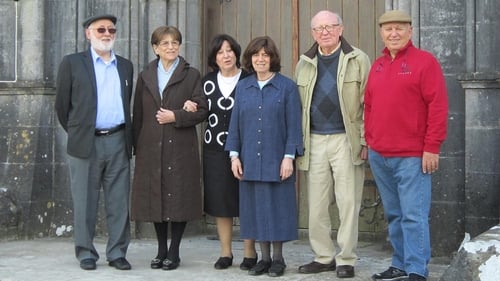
[294,37,371,171]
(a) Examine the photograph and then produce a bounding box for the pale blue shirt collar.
[90,47,117,64]
[157,57,180,97]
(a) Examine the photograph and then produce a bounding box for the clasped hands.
[156,100,198,124]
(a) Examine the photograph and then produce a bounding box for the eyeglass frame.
[312,24,341,33]
[157,40,181,48]
[89,27,117,34]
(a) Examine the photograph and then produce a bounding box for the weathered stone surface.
[440,225,500,281]
[0,1,16,81]
[431,202,466,257]
[0,187,21,233]
[476,1,500,72]
[462,76,500,237]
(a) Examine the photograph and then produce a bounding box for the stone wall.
[0,0,203,239]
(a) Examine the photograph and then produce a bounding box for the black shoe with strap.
[248,260,272,276]
[268,259,286,277]
[214,255,233,270]
[240,253,258,270]
[162,258,180,270]
[150,257,165,269]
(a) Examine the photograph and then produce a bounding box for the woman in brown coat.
[131,26,208,270]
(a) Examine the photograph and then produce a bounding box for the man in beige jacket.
[294,10,370,279]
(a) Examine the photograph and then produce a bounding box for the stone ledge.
[440,224,500,281]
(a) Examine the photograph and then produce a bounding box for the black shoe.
[214,255,233,269]
[408,273,426,281]
[268,259,286,277]
[108,257,131,270]
[248,260,272,276]
[372,267,408,280]
[162,258,180,270]
[298,260,336,274]
[80,258,96,270]
[337,265,355,278]
[150,257,165,269]
[239,254,258,270]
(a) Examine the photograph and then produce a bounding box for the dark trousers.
[68,130,131,262]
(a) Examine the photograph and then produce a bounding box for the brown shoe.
[298,260,336,274]
[337,265,355,278]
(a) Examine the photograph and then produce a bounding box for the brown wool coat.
[131,57,208,222]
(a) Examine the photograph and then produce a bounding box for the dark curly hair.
[207,34,242,71]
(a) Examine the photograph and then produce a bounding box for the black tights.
[259,241,283,262]
[154,221,187,262]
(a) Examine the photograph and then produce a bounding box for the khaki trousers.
[306,133,364,266]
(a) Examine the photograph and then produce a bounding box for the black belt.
[95,124,125,136]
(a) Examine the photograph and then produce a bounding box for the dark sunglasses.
[92,27,117,34]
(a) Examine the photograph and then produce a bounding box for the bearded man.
[55,14,134,271]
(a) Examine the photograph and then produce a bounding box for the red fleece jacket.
[364,41,448,157]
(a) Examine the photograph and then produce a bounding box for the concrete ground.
[0,235,449,281]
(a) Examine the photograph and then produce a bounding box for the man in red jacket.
[364,10,448,281]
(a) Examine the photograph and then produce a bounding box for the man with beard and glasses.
[55,14,134,271]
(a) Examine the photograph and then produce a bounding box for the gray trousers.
[68,130,131,262]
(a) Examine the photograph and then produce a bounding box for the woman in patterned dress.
[184,34,257,270]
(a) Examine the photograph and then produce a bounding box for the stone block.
[420,1,466,27]
[0,127,8,163]
[465,172,500,219]
[465,217,500,239]
[476,1,500,72]
[0,1,16,81]
[430,202,465,257]
[0,187,21,235]
[440,225,500,281]
[50,199,74,238]
[465,92,500,127]
[432,156,465,202]
[420,27,467,74]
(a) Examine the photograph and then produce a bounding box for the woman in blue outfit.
[225,36,304,277]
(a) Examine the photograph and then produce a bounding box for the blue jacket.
[225,73,304,183]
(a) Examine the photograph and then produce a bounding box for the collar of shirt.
[90,47,117,65]
[318,42,341,56]
[157,57,180,96]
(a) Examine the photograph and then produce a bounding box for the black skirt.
[203,148,240,217]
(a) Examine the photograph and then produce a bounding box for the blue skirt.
[239,180,298,242]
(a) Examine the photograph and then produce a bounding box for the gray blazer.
[55,49,134,159]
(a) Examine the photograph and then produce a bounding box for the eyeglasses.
[90,27,117,34]
[158,40,180,48]
[312,24,340,33]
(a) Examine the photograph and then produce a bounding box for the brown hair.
[151,26,182,45]
[242,36,281,73]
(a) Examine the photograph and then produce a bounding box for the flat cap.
[82,14,117,28]
[378,10,411,26]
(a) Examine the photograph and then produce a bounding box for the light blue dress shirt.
[91,48,124,129]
